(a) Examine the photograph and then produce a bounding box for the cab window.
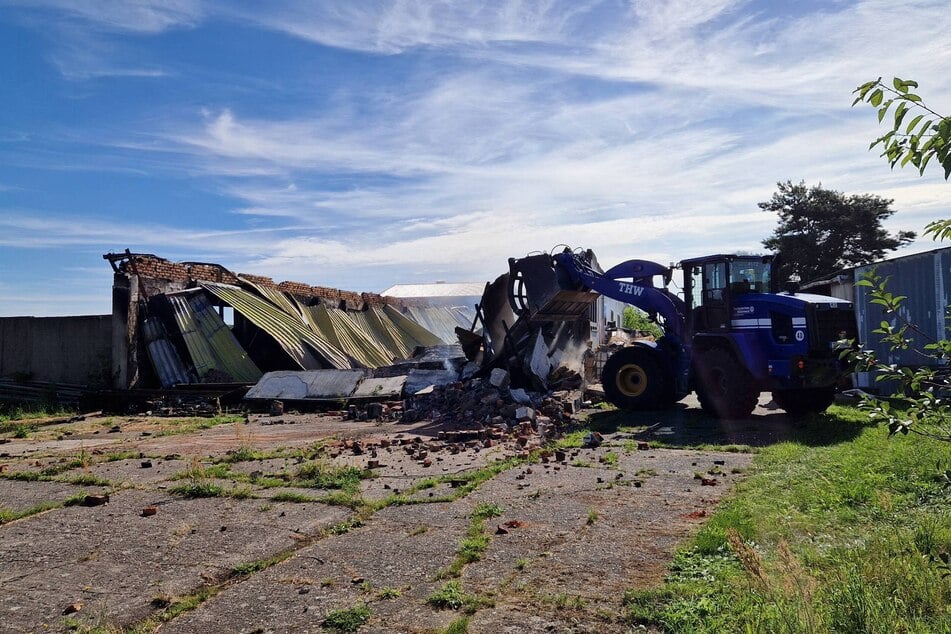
[729,260,770,293]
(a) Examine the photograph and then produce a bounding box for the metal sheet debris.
[200,281,351,370]
[166,293,262,383]
[351,376,407,399]
[245,369,367,401]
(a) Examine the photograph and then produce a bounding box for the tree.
[853,77,951,179]
[847,77,950,445]
[621,306,663,338]
[760,181,916,283]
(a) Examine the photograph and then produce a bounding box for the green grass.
[0,499,63,524]
[438,502,504,579]
[426,581,493,614]
[376,587,402,600]
[59,473,112,487]
[322,603,371,632]
[169,481,224,498]
[104,451,141,462]
[586,508,598,525]
[0,404,76,425]
[271,491,319,503]
[294,461,369,493]
[441,616,470,634]
[426,581,468,610]
[155,415,244,437]
[624,405,951,633]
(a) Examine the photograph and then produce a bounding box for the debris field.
[0,389,763,633]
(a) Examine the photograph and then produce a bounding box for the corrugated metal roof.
[241,278,304,318]
[245,369,366,400]
[383,305,445,348]
[141,315,191,387]
[200,281,351,370]
[402,305,475,343]
[167,293,262,383]
[380,282,485,298]
[303,304,395,368]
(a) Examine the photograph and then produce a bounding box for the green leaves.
[853,77,951,179]
[849,270,951,443]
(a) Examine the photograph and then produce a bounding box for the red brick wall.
[119,254,403,309]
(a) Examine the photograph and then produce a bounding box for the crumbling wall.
[0,315,112,385]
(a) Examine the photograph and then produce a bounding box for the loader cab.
[682,255,773,334]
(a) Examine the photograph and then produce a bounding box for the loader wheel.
[601,347,670,410]
[772,387,835,417]
[695,348,758,420]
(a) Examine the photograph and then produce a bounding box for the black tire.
[695,348,758,420]
[601,347,670,410]
[772,387,835,417]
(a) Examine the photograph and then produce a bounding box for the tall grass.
[625,405,951,633]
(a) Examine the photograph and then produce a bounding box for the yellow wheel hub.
[616,363,648,397]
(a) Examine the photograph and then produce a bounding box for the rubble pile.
[398,368,583,450]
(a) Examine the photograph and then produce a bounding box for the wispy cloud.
[2,0,949,317]
[2,0,204,34]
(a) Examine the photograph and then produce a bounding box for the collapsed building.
[100,250,479,390]
[0,249,596,432]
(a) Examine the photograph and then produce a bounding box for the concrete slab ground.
[0,398,800,633]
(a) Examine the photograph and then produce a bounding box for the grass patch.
[441,616,470,634]
[0,404,76,425]
[169,481,224,498]
[376,587,402,600]
[322,603,371,632]
[624,405,951,632]
[105,451,140,462]
[426,581,493,614]
[294,461,369,493]
[427,580,467,610]
[271,491,318,503]
[602,451,620,467]
[0,500,63,524]
[438,502,504,579]
[59,473,112,487]
[216,445,287,464]
[155,415,244,437]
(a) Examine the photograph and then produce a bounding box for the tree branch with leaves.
[853,77,951,179]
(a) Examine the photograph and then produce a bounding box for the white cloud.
[2,0,204,33]
[4,0,950,315]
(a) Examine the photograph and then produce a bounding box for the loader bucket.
[508,254,597,322]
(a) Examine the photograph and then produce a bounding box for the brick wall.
[118,254,405,310]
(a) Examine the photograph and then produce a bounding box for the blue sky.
[1,0,949,316]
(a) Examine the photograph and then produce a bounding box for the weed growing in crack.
[427,581,467,610]
[437,503,505,579]
[170,481,224,498]
[376,587,402,600]
[322,603,370,632]
[441,616,470,633]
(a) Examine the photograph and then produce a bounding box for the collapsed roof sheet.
[167,293,262,383]
[241,278,304,318]
[301,303,395,369]
[245,369,366,400]
[200,281,351,370]
[359,305,442,360]
[402,305,476,343]
[351,375,407,399]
